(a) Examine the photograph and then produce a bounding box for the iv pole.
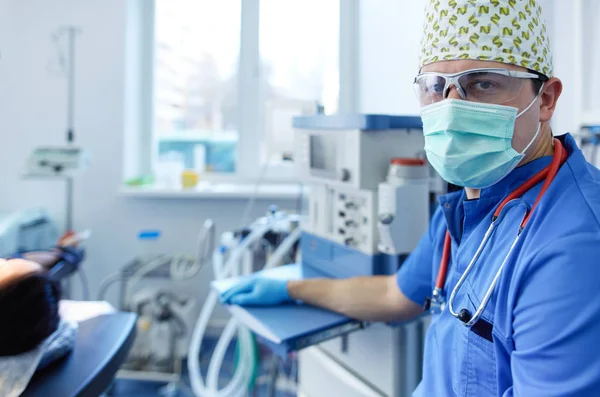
[63,26,78,233]
[57,26,80,297]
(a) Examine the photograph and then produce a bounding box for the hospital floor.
[108,336,297,397]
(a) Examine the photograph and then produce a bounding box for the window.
[258,0,340,170]
[147,0,355,185]
[154,0,241,175]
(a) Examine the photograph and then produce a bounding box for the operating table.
[22,312,137,397]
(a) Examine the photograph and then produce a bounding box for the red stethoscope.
[425,138,568,327]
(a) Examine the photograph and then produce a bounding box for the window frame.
[130,0,359,186]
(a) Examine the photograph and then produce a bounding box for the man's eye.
[470,80,498,91]
[475,81,494,89]
[427,83,444,93]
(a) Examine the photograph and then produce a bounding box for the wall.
[0,0,297,321]
[545,0,579,135]
[359,0,424,115]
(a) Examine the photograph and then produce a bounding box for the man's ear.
[539,77,563,123]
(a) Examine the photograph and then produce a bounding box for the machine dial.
[345,220,357,228]
[378,213,394,225]
[345,202,358,210]
[339,168,351,182]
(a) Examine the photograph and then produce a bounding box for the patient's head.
[0,259,61,356]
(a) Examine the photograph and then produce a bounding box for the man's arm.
[296,207,445,322]
[15,232,86,270]
[22,250,62,270]
[288,275,424,322]
[221,207,443,322]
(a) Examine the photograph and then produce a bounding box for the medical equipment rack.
[112,256,186,396]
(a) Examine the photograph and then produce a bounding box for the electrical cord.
[76,269,90,301]
[169,220,216,281]
[195,219,216,272]
[267,356,280,397]
[125,255,171,300]
[99,239,214,303]
[240,150,275,228]
[169,256,198,281]
[97,272,126,301]
[295,183,305,216]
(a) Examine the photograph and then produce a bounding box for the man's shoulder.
[544,148,600,231]
[516,148,600,274]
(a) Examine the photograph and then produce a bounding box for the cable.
[290,353,298,383]
[97,272,126,301]
[266,356,280,397]
[99,230,215,299]
[170,219,216,281]
[295,183,305,216]
[77,269,90,301]
[170,256,199,281]
[198,219,216,269]
[125,255,170,300]
[220,224,271,279]
[240,151,275,228]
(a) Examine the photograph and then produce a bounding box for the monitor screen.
[309,135,337,173]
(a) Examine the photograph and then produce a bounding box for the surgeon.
[221,1,600,395]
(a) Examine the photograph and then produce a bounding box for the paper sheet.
[59,300,116,323]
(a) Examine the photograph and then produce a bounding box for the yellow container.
[181,170,199,188]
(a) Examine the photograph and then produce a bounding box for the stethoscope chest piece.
[457,308,472,324]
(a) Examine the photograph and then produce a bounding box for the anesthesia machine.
[98,224,214,396]
[202,114,435,397]
[293,115,431,397]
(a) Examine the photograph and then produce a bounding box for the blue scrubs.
[397,133,600,396]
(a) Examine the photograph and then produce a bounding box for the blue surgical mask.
[420,96,541,189]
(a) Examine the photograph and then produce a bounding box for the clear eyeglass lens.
[458,72,526,104]
[414,71,528,106]
[414,75,446,105]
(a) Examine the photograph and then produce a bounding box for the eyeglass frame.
[413,67,547,102]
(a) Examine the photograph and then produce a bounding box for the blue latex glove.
[220,278,291,306]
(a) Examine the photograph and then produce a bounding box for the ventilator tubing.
[188,223,301,397]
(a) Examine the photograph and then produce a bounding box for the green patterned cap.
[420,0,553,77]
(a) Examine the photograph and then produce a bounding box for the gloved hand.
[220,278,291,306]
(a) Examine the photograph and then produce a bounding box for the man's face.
[420,59,542,154]
[0,259,43,287]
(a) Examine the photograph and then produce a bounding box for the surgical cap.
[419,0,554,77]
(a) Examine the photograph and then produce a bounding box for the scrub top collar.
[437,133,578,244]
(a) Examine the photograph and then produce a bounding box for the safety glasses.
[413,68,542,106]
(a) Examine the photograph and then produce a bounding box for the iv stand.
[58,26,80,297]
[63,26,78,232]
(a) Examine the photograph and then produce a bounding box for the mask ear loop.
[516,82,545,155]
[520,122,542,155]
[516,82,545,118]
